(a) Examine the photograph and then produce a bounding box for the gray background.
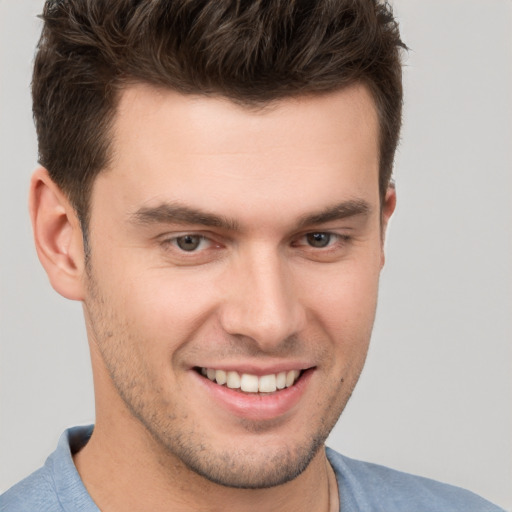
[1,1,511,509]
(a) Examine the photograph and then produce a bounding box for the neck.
[74,417,335,512]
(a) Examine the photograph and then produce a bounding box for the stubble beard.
[84,266,366,490]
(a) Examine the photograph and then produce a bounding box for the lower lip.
[193,369,314,422]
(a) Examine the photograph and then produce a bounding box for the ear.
[380,184,397,268]
[29,167,86,301]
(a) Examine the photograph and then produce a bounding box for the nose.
[218,246,306,351]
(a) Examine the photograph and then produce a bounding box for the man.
[0,1,506,511]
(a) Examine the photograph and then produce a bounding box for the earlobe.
[29,167,86,301]
[380,184,397,268]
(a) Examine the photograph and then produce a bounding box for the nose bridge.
[220,244,305,349]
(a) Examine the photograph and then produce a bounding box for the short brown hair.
[33,0,405,226]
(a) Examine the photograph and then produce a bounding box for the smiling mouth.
[195,367,303,394]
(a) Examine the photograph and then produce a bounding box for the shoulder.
[1,465,62,512]
[326,447,506,512]
[1,426,97,512]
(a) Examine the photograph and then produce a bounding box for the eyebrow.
[130,199,371,232]
[131,203,240,231]
[296,199,372,228]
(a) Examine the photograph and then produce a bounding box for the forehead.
[93,84,380,227]
[112,83,378,156]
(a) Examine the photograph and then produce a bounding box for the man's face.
[83,84,393,488]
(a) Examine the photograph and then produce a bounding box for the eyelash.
[294,232,350,250]
[159,231,351,254]
[160,234,215,252]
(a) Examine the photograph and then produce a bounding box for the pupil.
[307,233,330,248]
[177,235,201,251]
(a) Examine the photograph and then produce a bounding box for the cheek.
[299,256,381,369]
[111,268,221,346]
[301,258,381,327]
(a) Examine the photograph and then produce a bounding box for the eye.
[157,232,224,266]
[291,231,351,261]
[173,234,209,252]
[305,232,333,248]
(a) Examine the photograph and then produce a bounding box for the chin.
[175,437,327,489]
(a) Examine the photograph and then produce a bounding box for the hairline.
[79,79,392,255]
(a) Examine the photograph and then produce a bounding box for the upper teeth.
[200,368,300,393]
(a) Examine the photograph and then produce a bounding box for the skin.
[30,83,395,512]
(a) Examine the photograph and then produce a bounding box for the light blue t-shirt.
[1,425,505,511]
